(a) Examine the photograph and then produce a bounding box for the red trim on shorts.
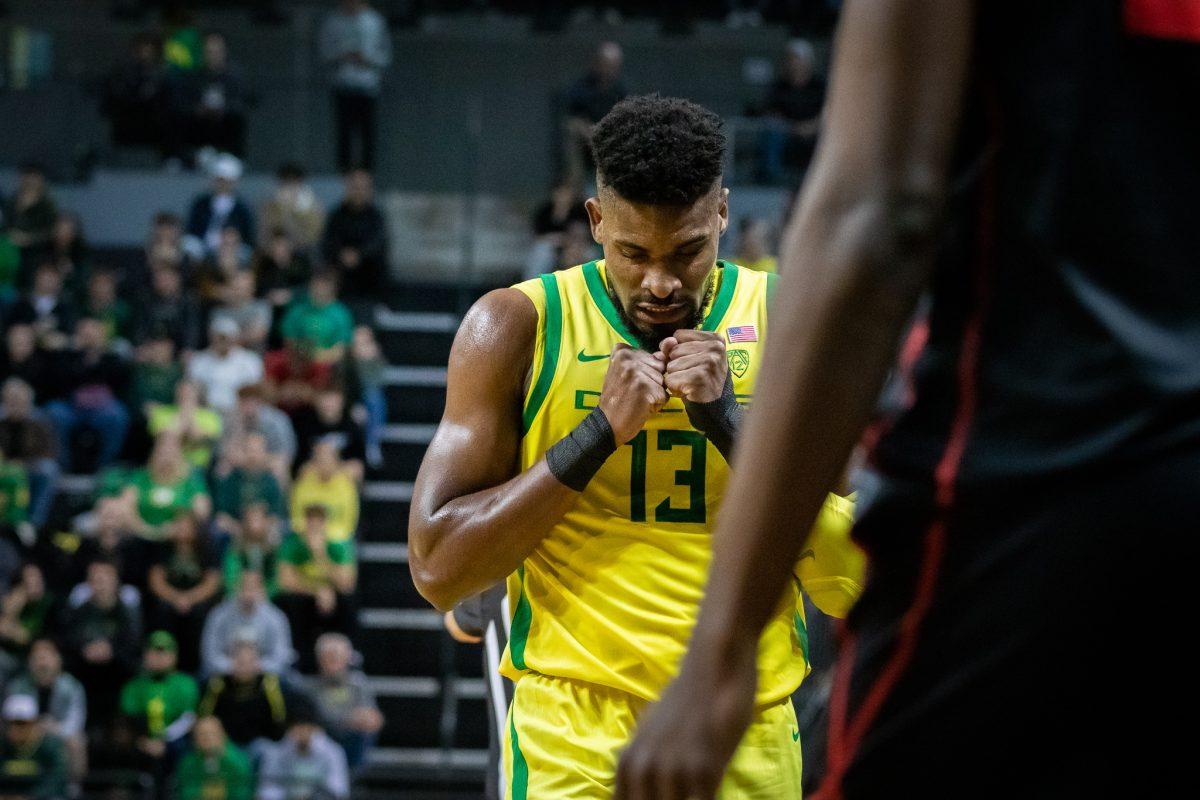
[858,318,930,457]
[814,136,998,800]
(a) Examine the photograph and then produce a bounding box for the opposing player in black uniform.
[616,1,1200,798]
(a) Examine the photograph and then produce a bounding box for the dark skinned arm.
[410,287,667,611]
[614,2,976,799]
[407,288,582,612]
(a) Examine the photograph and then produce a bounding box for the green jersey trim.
[584,260,741,345]
[699,262,739,332]
[522,272,564,434]
[508,566,534,670]
[582,260,640,347]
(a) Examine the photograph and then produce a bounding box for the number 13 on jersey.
[626,430,708,524]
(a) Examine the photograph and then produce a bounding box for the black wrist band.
[546,406,618,491]
[684,370,742,462]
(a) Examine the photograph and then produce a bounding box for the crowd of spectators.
[103,19,251,167]
[0,152,392,797]
[102,1,392,173]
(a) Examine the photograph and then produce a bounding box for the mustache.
[631,293,698,311]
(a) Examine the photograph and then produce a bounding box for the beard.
[608,270,716,352]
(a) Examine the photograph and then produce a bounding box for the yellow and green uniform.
[499,260,861,799]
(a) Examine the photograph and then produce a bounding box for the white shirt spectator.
[188,320,264,412]
[201,594,294,678]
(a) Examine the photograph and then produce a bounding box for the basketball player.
[409,95,860,798]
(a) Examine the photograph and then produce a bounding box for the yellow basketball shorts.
[503,672,803,799]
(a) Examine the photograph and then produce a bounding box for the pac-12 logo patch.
[728,348,750,378]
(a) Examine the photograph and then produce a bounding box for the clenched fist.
[598,343,668,443]
[660,329,728,403]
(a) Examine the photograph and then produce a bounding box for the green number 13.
[627,430,707,523]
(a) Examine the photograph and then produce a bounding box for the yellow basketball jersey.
[499,259,851,707]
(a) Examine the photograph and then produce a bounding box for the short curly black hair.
[591,94,726,206]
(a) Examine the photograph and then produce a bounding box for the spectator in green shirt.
[214,433,285,537]
[276,505,357,673]
[163,8,202,72]
[175,715,253,800]
[0,448,30,535]
[0,694,69,800]
[119,431,211,540]
[221,505,280,598]
[146,379,223,469]
[118,630,199,773]
[279,271,354,365]
[0,234,19,308]
[131,335,184,411]
[82,268,134,346]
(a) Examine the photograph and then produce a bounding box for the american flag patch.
[727,325,758,343]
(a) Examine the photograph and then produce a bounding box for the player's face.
[586,186,729,349]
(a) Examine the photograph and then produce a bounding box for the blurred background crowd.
[0,149,392,798]
[0,1,837,797]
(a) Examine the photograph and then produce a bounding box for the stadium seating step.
[360,498,411,543]
[371,439,430,482]
[383,382,447,425]
[357,553,428,610]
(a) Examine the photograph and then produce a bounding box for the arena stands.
[0,2,824,796]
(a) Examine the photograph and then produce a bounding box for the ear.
[584,196,604,244]
[717,187,730,236]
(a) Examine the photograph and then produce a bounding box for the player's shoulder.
[448,286,542,394]
[511,262,590,305]
[458,286,539,352]
[459,264,590,350]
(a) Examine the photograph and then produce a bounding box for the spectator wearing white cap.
[185,153,255,260]
[5,639,88,784]
[0,694,70,799]
[187,317,264,413]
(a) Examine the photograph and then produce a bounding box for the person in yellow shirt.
[409,95,861,799]
[289,439,359,543]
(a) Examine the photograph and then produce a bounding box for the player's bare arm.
[409,288,666,611]
[615,2,976,798]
